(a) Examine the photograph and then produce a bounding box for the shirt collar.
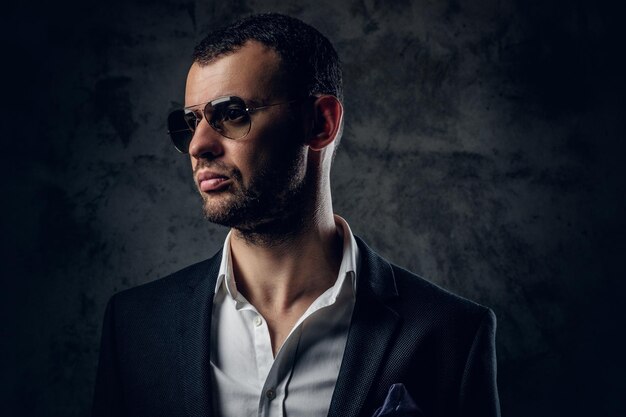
[215,231,239,299]
[215,214,360,299]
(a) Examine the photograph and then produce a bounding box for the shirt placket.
[258,325,302,417]
[250,311,274,384]
[235,301,285,417]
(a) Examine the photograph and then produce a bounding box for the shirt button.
[254,316,263,327]
[265,388,276,400]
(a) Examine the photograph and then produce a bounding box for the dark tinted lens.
[183,110,199,131]
[167,109,193,153]
[211,98,251,139]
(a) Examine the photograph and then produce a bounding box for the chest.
[209,291,355,417]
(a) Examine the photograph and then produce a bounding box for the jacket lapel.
[328,237,402,417]
[180,251,222,417]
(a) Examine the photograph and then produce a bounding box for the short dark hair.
[192,13,343,101]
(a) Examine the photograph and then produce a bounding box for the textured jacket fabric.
[93,236,500,417]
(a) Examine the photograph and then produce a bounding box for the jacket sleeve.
[92,296,125,417]
[458,308,501,417]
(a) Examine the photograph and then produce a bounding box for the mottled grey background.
[4,0,625,416]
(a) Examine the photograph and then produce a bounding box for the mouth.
[197,170,231,192]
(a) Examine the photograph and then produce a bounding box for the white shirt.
[210,215,360,417]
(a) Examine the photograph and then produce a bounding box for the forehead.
[185,41,284,107]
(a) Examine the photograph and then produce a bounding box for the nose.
[188,118,225,159]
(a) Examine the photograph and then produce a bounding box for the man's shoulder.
[110,251,221,311]
[356,236,493,327]
[390,263,492,320]
[387,261,495,341]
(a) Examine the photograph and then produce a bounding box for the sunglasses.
[167,95,303,154]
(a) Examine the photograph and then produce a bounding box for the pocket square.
[372,383,423,417]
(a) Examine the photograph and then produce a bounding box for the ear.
[307,95,343,151]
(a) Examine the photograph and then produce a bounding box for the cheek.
[232,144,267,185]
[232,115,306,184]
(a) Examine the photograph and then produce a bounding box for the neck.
[229,188,341,312]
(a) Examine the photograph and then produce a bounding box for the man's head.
[192,13,343,102]
[176,14,343,239]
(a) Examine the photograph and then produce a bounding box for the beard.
[195,146,312,245]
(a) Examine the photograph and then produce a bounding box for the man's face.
[185,41,310,232]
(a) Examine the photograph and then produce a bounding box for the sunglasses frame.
[167,95,305,154]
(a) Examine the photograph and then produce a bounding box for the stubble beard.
[198,149,312,247]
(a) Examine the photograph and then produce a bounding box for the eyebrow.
[187,95,233,109]
[184,96,266,110]
[184,99,217,109]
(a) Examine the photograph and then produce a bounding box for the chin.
[201,197,253,228]
[202,205,237,227]
[201,201,277,232]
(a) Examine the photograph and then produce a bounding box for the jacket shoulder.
[355,235,491,321]
[110,252,221,312]
[391,263,491,319]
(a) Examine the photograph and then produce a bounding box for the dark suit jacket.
[93,237,500,417]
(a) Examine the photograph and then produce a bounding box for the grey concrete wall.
[4,0,625,416]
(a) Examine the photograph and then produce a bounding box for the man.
[93,13,500,417]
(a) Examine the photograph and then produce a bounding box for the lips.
[197,170,231,192]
